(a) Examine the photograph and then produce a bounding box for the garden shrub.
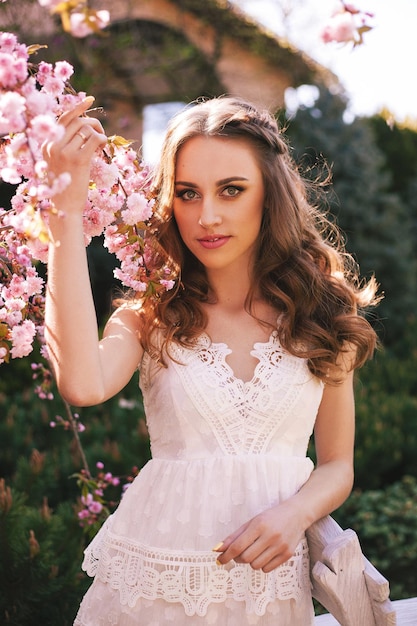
[353,318,417,489]
[0,480,88,625]
[0,375,151,623]
[335,475,417,600]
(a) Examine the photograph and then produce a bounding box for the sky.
[238,0,417,123]
[143,0,417,162]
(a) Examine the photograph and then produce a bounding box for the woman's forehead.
[175,135,262,178]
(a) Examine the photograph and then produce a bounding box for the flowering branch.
[38,0,110,38]
[0,31,177,367]
[320,2,374,47]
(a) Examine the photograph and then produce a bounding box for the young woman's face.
[173,135,264,275]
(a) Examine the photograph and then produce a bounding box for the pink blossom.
[81,493,93,507]
[36,61,53,86]
[28,114,63,143]
[0,91,26,134]
[122,193,154,225]
[42,75,65,98]
[69,10,110,38]
[320,2,374,46]
[90,158,119,188]
[160,279,175,291]
[83,205,112,238]
[0,347,8,365]
[0,52,19,88]
[10,319,36,358]
[5,275,26,298]
[59,92,86,112]
[25,89,57,116]
[321,11,356,44]
[54,60,74,82]
[0,32,18,53]
[25,238,49,264]
[88,500,103,514]
[113,268,147,293]
[26,277,44,297]
[38,0,62,7]
[26,268,44,295]
[13,57,28,84]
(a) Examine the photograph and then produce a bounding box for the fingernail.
[212,542,223,552]
[216,559,222,566]
[83,96,95,104]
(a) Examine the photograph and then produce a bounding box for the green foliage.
[0,485,88,625]
[0,369,151,622]
[0,377,151,491]
[335,475,417,600]
[353,316,417,489]
[369,116,417,198]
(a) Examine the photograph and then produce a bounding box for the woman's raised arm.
[44,98,143,406]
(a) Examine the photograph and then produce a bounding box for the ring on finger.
[76,130,88,141]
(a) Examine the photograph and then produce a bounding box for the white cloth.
[74,331,323,625]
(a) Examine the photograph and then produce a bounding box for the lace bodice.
[140,331,324,460]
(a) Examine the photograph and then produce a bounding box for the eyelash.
[175,186,244,201]
[175,189,198,201]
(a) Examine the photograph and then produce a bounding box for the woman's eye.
[222,186,242,197]
[176,189,198,201]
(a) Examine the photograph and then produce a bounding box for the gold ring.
[76,130,87,141]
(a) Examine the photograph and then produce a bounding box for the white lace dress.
[74,331,324,625]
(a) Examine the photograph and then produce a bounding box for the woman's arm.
[214,352,356,572]
[44,98,143,406]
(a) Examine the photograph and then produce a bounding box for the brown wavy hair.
[136,96,380,383]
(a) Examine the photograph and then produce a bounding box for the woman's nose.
[198,199,222,229]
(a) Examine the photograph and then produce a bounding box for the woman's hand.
[43,96,107,214]
[214,500,305,573]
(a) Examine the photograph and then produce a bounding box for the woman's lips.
[197,235,231,249]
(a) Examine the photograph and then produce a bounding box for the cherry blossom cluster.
[0,219,44,363]
[75,462,139,535]
[0,31,176,366]
[39,0,110,39]
[320,2,374,46]
[49,410,85,432]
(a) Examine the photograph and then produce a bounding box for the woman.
[45,96,379,625]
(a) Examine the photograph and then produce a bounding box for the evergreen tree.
[284,89,417,348]
[368,116,417,300]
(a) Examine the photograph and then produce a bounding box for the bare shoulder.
[99,302,144,382]
[104,301,143,336]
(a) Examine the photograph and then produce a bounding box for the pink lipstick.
[198,235,231,249]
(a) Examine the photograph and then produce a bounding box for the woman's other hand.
[44,96,107,214]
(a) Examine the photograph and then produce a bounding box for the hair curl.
[136,96,380,383]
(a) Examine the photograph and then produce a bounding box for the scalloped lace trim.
[82,526,311,617]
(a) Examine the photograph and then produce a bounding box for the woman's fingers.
[214,505,302,572]
[69,116,107,150]
[58,95,96,128]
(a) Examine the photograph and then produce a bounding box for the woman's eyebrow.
[216,176,249,186]
[175,181,198,187]
[175,176,249,187]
